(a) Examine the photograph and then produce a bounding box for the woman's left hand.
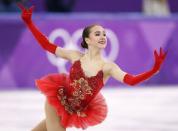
[152,47,167,72]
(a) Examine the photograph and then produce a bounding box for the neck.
[84,46,102,61]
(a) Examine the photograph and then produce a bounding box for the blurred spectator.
[0,0,27,12]
[143,0,170,16]
[45,0,76,12]
[0,0,17,12]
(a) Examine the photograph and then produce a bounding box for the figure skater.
[17,3,167,131]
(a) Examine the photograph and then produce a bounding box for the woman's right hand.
[17,2,57,54]
[17,3,34,24]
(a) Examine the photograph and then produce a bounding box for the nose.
[101,36,106,40]
[100,34,105,38]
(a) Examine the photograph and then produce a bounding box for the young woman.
[17,3,167,131]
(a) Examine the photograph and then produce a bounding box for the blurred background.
[0,0,178,131]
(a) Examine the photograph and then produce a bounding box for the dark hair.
[81,24,99,49]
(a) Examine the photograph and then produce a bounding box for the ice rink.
[0,86,178,131]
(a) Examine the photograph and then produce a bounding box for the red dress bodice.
[58,60,104,114]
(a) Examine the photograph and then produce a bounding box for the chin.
[100,46,106,49]
[98,43,107,49]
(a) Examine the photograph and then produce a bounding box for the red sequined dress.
[36,59,108,129]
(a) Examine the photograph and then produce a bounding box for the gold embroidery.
[77,111,87,117]
[57,88,74,114]
[57,86,88,117]
[70,77,93,96]
[57,77,93,117]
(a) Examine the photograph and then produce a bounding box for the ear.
[85,37,90,44]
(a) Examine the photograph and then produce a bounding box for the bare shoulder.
[55,46,84,63]
[103,60,126,83]
[103,60,116,69]
[70,50,84,63]
[102,60,124,75]
[102,60,115,74]
[101,60,117,84]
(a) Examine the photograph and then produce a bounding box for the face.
[85,25,107,49]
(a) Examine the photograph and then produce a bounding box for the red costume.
[36,60,107,129]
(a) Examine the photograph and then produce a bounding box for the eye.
[95,33,100,36]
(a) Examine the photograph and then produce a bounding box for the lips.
[98,41,106,44]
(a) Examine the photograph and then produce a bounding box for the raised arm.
[110,48,167,86]
[17,3,83,61]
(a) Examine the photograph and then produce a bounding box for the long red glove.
[124,48,167,85]
[17,3,57,54]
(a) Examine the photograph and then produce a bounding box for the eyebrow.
[94,31,106,34]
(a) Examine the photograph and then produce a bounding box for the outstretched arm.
[17,3,57,54]
[110,48,167,86]
[17,3,83,61]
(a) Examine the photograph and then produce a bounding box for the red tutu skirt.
[35,73,108,129]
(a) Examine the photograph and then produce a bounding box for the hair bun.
[81,41,88,49]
